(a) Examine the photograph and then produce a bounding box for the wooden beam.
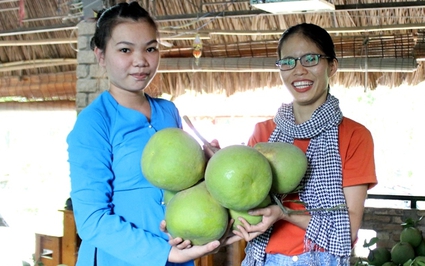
[158,57,418,73]
[0,59,77,72]
[0,100,75,110]
[0,38,77,46]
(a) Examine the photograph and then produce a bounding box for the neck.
[293,92,329,124]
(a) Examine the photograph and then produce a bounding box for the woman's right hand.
[231,204,285,242]
[203,139,220,159]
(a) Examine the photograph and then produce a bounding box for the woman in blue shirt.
[66,3,236,265]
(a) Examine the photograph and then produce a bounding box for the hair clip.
[96,6,115,28]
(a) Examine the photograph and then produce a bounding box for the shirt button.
[292,256,298,262]
[149,125,152,128]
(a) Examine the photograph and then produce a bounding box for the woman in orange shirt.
[233,23,377,266]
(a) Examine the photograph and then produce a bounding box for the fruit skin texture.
[400,227,423,248]
[367,247,391,266]
[382,262,397,266]
[391,241,416,265]
[415,239,425,256]
[205,145,272,211]
[229,195,272,230]
[165,182,228,246]
[163,189,177,206]
[254,142,307,194]
[141,128,206,192]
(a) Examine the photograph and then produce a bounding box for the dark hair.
[277,23,337,62]
[90,2,158,51]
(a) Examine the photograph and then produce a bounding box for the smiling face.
[95,20,159,94]
[278,33,338,111]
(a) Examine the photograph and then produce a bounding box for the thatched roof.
[1,0,425,109]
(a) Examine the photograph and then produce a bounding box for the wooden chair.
[35,234,62,266]
[35,210,80,266]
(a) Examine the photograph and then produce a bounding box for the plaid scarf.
[243,94,351,266]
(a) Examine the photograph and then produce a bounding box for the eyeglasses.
[276,54,331,71]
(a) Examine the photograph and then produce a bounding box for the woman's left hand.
[160,220,193,249]
[160,219,242,250]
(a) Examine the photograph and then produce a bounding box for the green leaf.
[402,216,424,228]
[364,237,380,248]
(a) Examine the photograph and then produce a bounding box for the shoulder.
[247,118,275,146]
[253,118,276,132]
[339,117,373,143]
[340,117,369,131]
[147,94,174,105]
[147,94,178,110]
[146,94,182,128]
[68,92,115,140]
[79,92,115,123]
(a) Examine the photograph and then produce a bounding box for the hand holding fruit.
[168,239,221,263]
[163,217,242,263]
[232,204,288,242]
[203,139,220,159]
[159,220,192,249]
[141,128,308,246]
[217,218,243,247]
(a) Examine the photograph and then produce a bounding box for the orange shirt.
[247,118,377,256]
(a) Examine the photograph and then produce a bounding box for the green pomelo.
[401,227,423,248]
[391,242,416,265]
[367,247,391,266]
[230,195,272,230]
[254,142,307,194]
[382,262,397,266]
[141,128,206,192]
[163,189,177,206]
[415,239,425,256]
[205,145,272,211]
[165,182,228,246]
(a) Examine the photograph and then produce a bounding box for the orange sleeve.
[247,119,276,147]
[339,117,377,189]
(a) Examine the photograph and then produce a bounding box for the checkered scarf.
[243,94,351,266]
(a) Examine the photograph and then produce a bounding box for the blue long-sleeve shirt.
[67,91,193,266]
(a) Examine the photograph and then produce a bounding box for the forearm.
[344,184,368,243]
[280,207,311,230]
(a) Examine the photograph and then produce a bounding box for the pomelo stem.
[182,115,219,153]
[270,193,290,215]
[270,193,347,215]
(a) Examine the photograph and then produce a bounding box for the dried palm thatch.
[0,0,425,109]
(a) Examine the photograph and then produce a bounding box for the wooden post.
[194,254,214,266]
[230,240,247,265]
[60,210,80,266]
